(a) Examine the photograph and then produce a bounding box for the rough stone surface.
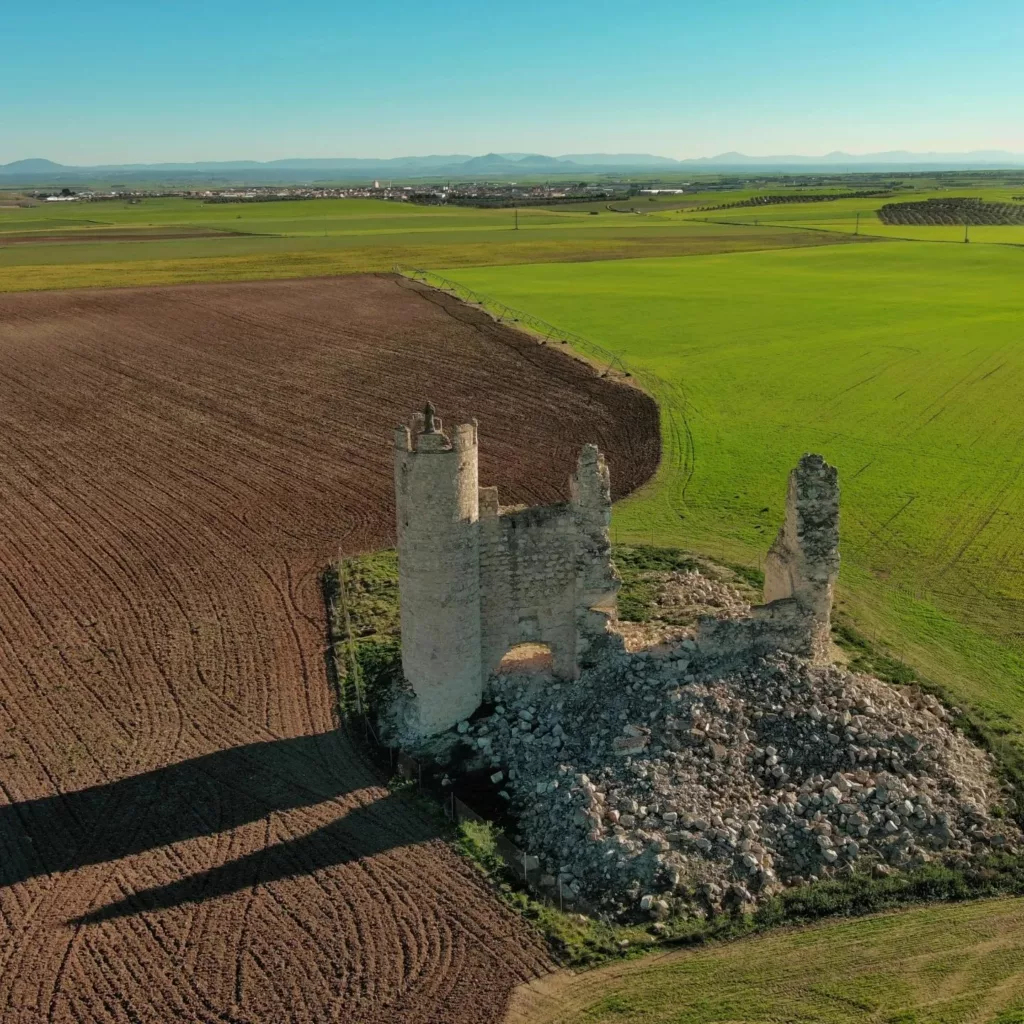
[394,413,483,736]
[697,454,839,663]
[616,568,751,652]
[394,409,620,738]
[763,453,840,657]
[457,567,1018,922]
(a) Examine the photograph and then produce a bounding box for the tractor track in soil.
[0,273,660,1024]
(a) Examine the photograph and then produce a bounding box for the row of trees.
[879,198,1024,226]
[702,189,892,212]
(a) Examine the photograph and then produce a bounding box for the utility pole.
[855,211,860,235]
[964,221,970,243]
[514,205,519,231]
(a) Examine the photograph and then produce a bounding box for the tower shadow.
[74,788,439,924]
[1,729,379,891]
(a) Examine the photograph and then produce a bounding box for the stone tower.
[392,405,620,739]
[695,453,839,663]
[394,404,482,736]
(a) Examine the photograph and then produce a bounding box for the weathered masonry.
[394,404,619,737]
[697,453,840,662]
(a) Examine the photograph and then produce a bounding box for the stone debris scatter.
[457,569,1019,921]
[616,568,751,652]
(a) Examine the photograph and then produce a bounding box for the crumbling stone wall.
[698,454,840,662]
[394,407,619,738]
[478,443,620,679]
[479,502,578,679]
[571,445,620,667]
[763,453,840,658]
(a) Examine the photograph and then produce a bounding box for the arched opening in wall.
[497,643,554,676]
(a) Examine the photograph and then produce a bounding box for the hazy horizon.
[5,147,1024,171]
[6,146,1024,171]
[4,0,1022,166]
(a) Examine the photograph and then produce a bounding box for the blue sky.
[3,0,1023,164]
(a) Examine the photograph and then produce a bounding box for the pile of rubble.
[456,572,1019,922]
[616,568,751,652]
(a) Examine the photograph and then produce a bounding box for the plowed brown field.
[0,274,659,1024]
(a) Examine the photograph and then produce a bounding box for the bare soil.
[0,274,659,1024]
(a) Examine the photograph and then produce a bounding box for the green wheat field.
[508,897,1024,1023]
[0,194,860,291]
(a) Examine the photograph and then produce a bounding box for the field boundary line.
[694,214,1024,248]
[393,264,693,525]
[394,264,632,379]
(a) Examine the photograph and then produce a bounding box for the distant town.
[28,181,649,206]
[23,177,801,208]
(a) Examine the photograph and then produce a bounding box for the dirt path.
[0,274,658,1023]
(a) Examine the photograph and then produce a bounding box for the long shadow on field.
[0,728,376,890]
[74,788,440,924]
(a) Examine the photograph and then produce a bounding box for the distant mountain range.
[2,150,1023,184]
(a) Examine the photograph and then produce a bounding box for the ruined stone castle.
[393,404,619,737]
[393,404,840,739]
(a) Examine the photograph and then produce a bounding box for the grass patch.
[613,544,698,622]
[720,560,764,592]
[322,551,402,720]
[832,612,920,686]
[510,896,1024,1023]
